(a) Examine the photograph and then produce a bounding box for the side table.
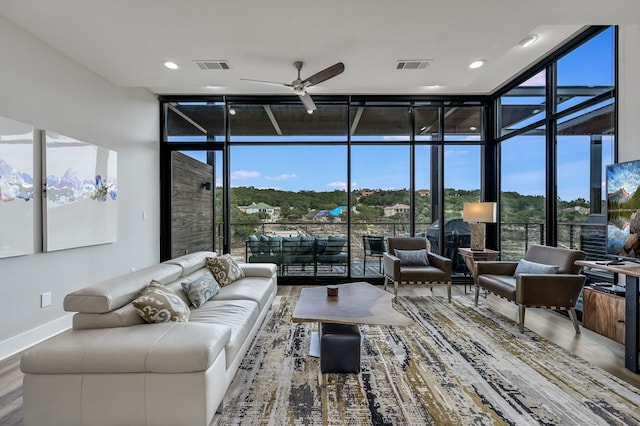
[458,248,500,293]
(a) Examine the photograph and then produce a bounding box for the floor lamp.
[463,202,497,251]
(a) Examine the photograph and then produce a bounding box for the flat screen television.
[606,159,640,263]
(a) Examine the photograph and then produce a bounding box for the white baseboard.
[0,314,73,361]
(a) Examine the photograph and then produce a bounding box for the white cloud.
[265,173,297,181]
[231,170,260,179]
[328,181,348,191]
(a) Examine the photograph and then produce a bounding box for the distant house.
[354,188,376,202]
[417,189,430,197]
[384,203,410,217]
[562,205,589,215]
[242,202,279,221]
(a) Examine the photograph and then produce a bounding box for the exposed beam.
[263,105,283,135]
[350,107,364,135]
[167,103,207,134]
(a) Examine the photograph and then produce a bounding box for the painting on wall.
[43,131,117,252]
[0,116,35,258]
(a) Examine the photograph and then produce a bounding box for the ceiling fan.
[240,61,345,112]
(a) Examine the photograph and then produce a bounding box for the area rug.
[214,295,640,425]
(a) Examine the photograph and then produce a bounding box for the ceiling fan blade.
[299,92,316,111]
[240,78,292,88]
[302,62,345,87]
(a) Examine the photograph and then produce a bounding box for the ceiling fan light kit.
[241,61,345,111]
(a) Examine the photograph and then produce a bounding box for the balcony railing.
[224,220,608,279]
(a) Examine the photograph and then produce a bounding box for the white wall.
[0,16,159,358]
[618,25,640,162]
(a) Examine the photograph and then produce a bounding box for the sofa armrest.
[427,252,452,276]
[21,322,231,375]
[238,263,278,279]
[383,252,401,278]
[475,261,518,276]
[516,274,586,307]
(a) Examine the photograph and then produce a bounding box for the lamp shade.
[462,202,496,223]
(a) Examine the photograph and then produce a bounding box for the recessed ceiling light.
[470,126,477,131]
[307,109,314,115]
[519,34,539,48]
[228,109,236,115]
[424,85,441,89]
[163,61,179,70]
[468,59,486,69]
[204,85,222,90]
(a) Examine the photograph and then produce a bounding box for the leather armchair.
[475,244,586,333]
[383,237,452,301]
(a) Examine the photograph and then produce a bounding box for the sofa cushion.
[20,322,231,374]
[206,254,246,286]
[477,274,517,300]
[324,236,346,254]
[133,281,190,323]
[189,299,259,368]
[394,248,429,266]
[215,275,277,312]
[513,259,559,277]
[181,271,221,308]
[164,251,217,276]
[64,263,183,314]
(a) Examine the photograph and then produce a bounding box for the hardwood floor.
[1,283,638,425]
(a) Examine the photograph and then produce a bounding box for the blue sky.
[183,28,615,202]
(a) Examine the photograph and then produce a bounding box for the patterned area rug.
[214,295,640,425]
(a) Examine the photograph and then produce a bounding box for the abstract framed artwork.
[0,116,35,258]
[43,131,117,252]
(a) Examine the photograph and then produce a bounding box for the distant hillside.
[230,186,592,223]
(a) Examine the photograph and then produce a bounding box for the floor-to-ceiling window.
[495,26,616,260]
[160,98,487,281]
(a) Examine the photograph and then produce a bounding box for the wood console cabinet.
[582,287,625,344]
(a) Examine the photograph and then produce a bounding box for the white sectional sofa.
[20,251,277,426]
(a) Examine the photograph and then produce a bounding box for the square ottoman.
[320,322,361,373]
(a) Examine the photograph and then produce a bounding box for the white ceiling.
[1,0,639,97]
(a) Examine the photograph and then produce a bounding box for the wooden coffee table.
[291,281,414,357]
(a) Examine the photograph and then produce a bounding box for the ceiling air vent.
[193,60,231,70]
[396,60,432,70]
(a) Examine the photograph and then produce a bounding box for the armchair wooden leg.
[393,281,399,297]
[447,282,451,302]
[568,308,581,334]
[383,276,388,292]
[474,285,480,306]
[518,305,526,333]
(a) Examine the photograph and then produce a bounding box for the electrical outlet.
[142,210,148,220]
[130,267,136,272]
[41,292,52,308]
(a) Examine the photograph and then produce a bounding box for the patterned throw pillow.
[181,272,221,308]
[205,254,246,286]
[394,248,430,266]
[133,281,190,323]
